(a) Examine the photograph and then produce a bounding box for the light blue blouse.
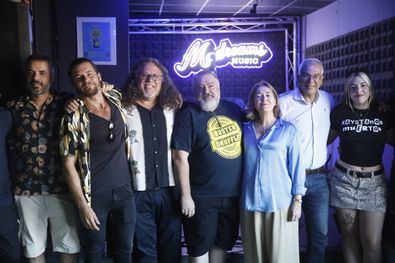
[241,118,306,212]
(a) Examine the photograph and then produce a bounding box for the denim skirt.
[329,166,387,212]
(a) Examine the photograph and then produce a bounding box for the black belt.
[305,166,326,175]
[335,162,383,178]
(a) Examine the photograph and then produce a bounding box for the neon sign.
[174,38,274,78]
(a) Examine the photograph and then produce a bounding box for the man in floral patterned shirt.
[7,54,80,262]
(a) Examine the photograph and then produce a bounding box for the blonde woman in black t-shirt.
[327,72,395,263]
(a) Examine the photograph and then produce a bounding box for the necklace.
[353,107,370,119]
[254,119,276,135]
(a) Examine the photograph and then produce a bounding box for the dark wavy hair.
[123,58,182,110]
[246,80,281,121]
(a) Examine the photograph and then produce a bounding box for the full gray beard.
[198,97,220,112]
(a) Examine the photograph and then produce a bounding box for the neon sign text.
[174,38,274,78]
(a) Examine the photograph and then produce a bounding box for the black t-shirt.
[171,101,243,197]
[89,102,131,195]
[330,102,393,166]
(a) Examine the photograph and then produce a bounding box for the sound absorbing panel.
[306,17,395,103]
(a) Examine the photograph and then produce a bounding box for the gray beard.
[28,84,51,96]
[198,97,220,112]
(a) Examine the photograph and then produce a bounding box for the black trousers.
[133,187,181,263]
[0,203,21,262]
[84,184,136,263]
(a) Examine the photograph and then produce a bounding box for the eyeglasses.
[136,73,163,82]
[300,74,322,82]
[108,121,115,143]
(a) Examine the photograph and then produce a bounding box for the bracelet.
[293,198,302,204]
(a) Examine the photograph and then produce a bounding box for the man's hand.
[181,194,195,218]
[65,99,79,113]
[79,205,100,231]
[101,81,114,92]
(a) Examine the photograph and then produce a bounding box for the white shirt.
[279,88,334,169]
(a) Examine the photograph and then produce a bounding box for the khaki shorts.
[14,194,81,258]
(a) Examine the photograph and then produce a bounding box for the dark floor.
[37,247,395,263]
[30,210,395,262]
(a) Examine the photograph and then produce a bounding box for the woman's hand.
[288,197,302,222]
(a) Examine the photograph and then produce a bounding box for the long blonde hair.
[344,72,374,110]
[246,80,280,121]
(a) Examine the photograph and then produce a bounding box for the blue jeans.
[302,173,329,263]
[84,184,136,263]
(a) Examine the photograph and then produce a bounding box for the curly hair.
[245,80,281,121]
[123,58,182,110]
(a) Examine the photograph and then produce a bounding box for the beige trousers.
[241,207,299,263]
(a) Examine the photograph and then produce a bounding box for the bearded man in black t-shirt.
[172,70,243,263]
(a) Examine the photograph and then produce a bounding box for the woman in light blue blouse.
[241,81,306,263]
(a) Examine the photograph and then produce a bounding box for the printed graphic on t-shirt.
[207,115,241,159]
[341,118,383,133]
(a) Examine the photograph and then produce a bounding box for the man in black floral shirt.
[7,54,80,262]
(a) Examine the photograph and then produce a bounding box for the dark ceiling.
[129,0,337,17]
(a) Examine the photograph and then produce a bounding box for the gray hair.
[299,58,324,75]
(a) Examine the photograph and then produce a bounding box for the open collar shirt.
[7,93,67,196]
[59,90,131,206]
[242,119,306,212]
[279,88,334,170]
